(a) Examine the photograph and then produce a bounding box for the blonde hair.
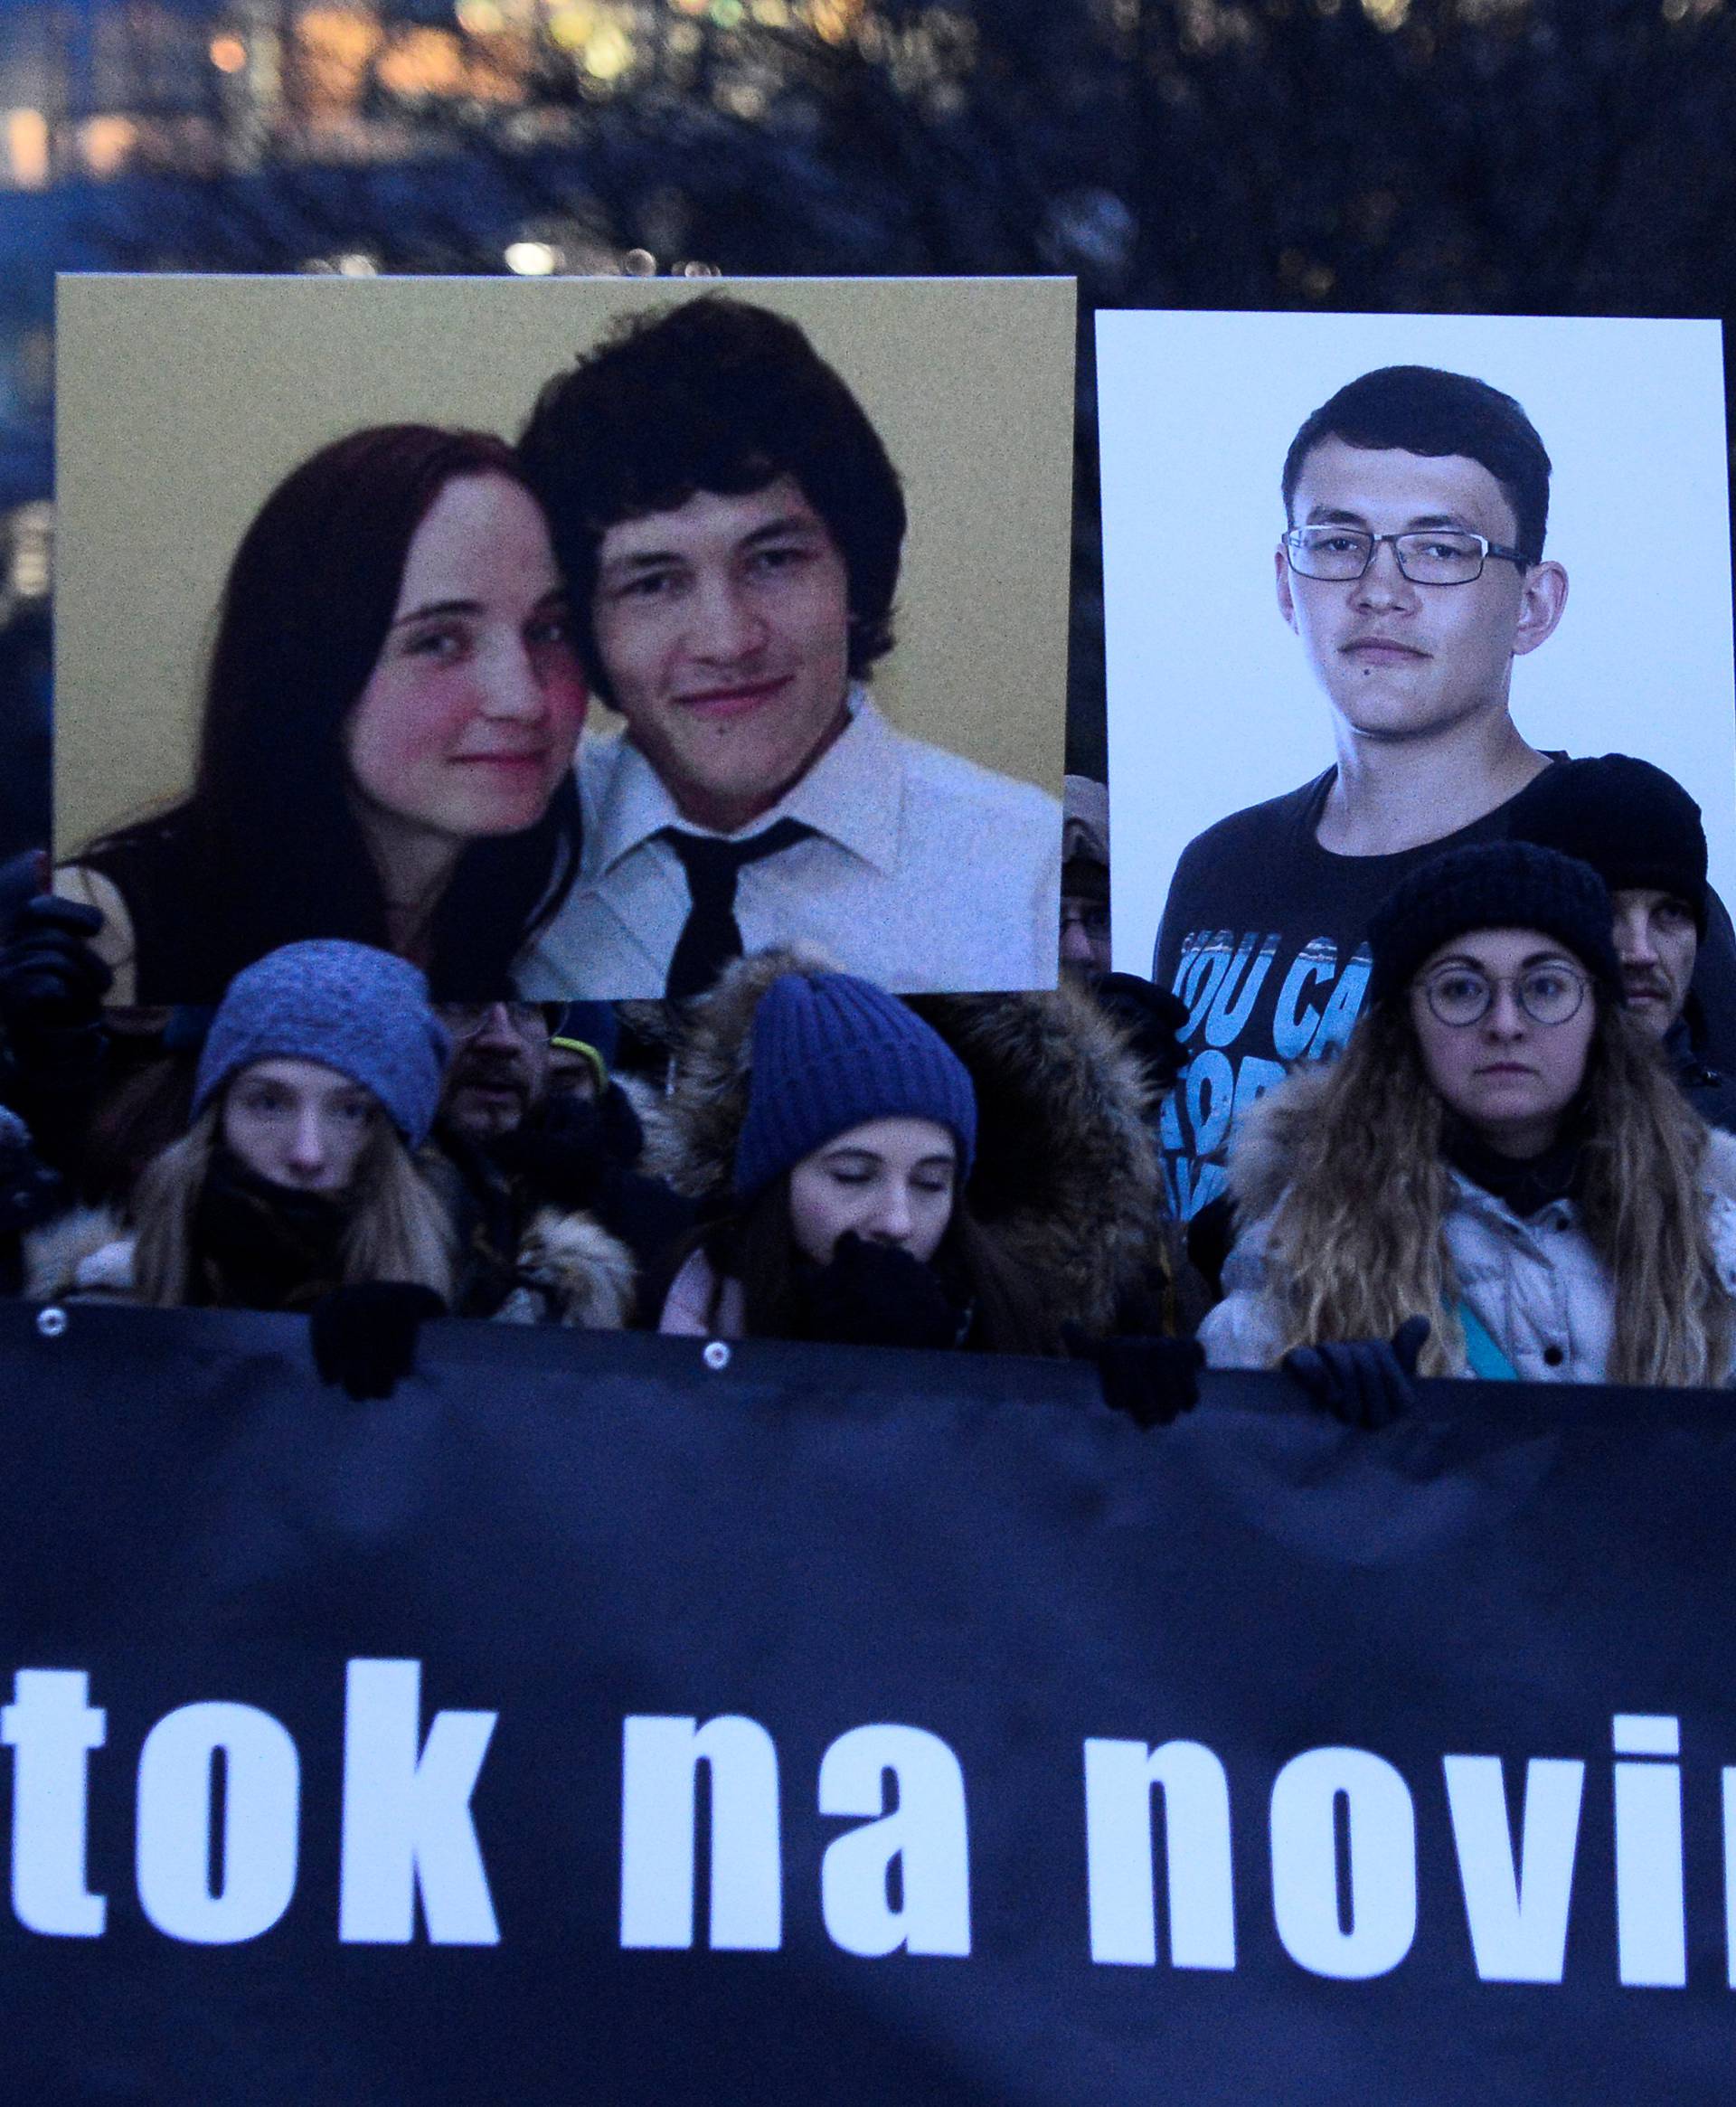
[1257,997,1736,1387]
[133,1100,454,1309]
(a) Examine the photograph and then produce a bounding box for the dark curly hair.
[517,296,907,702]
[1282,364,1552,563]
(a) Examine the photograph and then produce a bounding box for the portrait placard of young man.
[511,293,1069,1001]
[53,275,1072,1004]
[1098,312,1736,1219]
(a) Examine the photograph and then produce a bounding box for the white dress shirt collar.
[585,685,901,881]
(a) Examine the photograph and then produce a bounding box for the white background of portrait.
[55,273,1074,852]
[1097,310,1736,975]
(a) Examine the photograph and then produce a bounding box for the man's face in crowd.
[1611,888,1698,1038]
[439,1002,552,1137]
[1276,438,1568,745]
[590,474,854,835]
[1060,891,1111,981]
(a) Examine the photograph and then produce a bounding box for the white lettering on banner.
[618,1718,970,1959]
[619,1715,783,1951]
[1612,1714,1686,1987]
[338,1658,499,1946]
[0,1679,1728,1989]
[818,1724,971,1957]
[1,1669,107,1936]
[0,1658,497,1949]
[136,1702,299,1943]
[1442,1756,1585,1983]
[1722,1767,1736,1990]
[1082,1737,1235,1970]
[1269,1747,1418,1979]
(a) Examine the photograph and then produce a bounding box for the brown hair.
[699,1176,1061,1356]
[1255,997,1736,1386]
[132,1101,454,1309]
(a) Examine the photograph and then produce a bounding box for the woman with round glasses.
[1199,840,1736,1389]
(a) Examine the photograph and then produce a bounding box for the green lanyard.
[1458,1300,1520,1381]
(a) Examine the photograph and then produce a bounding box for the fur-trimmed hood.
[1703,1125,1736,1207]
[24,1207,137,1303]
[24,1196,638,1332]
[637,947,1168,1333]
[494,1205,637,1330]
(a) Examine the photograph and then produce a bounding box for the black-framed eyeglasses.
[438,1002,546,1039]
[1414,964,1590,1029]
[1283,526,1529,586]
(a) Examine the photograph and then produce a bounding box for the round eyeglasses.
[1415,965,1590,1029]
[1283,526,1528,586]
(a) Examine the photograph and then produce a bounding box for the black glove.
[1064,1324,1204,1429]
[0,851,43,933]
[1094,973,1190,1091]
[0,1106,62,1234]
[801,1233,963,1351]
[1281,1317,1429,1430]
[0,893,113,1039]
[309,1283,446,1402]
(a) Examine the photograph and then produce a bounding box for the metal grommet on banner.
[703,1339,731,1373]
[34,1306,68,1340]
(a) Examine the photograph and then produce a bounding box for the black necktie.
[661,819,815,999]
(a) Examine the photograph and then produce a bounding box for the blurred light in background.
[505,239,560,273]
[3,109,47,190]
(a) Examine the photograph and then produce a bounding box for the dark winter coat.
[637,945,1191,1341]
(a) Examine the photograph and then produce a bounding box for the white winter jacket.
[1198,1070,1736,1384]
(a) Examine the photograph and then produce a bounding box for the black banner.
[0,1299,1731,2104]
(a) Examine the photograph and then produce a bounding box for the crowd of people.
[4,724,1734,1423]
[15,322,1736,1422]
[0,859,1203,1413]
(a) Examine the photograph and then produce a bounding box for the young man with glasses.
[1159,364,1681,1224]
[1161,372,1736,1227]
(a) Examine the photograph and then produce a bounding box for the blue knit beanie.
[733,973,977,1202]
[192,940,450,1148]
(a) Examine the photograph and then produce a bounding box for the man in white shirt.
[513,295,1060,1000]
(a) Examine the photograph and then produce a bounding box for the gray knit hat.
[192,940,450,1148]
[733,972,977,1202]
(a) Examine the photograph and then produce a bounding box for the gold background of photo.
[54,272,1074,855]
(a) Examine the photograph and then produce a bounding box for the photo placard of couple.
[54,272,1074,1005]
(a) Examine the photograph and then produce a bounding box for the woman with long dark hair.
[59,425,587,1002]
[1202,842,1736,1392]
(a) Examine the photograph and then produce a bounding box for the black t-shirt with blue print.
[1151,762,1736,1220]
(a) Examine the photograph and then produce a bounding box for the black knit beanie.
[1505,754,1707,933]
[1366,841,1620,1010]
